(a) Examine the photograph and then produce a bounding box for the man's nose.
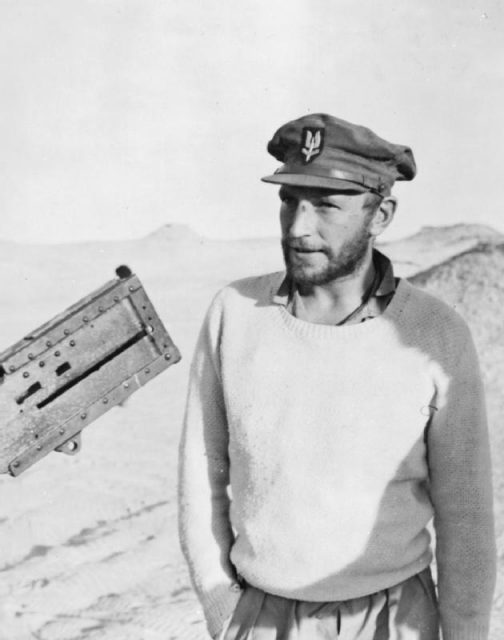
[286,200,315,237]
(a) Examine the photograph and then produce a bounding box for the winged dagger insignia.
[300,127,324,164]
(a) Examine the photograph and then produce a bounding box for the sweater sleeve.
[428,326,496,640]
[178,293,242,639]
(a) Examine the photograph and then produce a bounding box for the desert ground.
[0,223,502,639]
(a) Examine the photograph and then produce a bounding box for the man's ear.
[369,196,397,238]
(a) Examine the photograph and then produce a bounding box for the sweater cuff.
[202,582,243,639]
[442,619,490,640]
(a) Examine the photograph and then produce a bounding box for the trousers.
[221,568,439,640]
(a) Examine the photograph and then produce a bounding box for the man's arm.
[428,327,496,640]
[178,294,241,639]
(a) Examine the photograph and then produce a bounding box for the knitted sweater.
[178,273,496,640]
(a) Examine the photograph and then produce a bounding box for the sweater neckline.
[274,277,412,339]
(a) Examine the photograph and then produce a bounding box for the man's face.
[279,184,377,287]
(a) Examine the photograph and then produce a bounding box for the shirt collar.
[372,248,396,297]
[273,248,396,307]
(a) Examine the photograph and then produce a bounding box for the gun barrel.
[0,267,181,476]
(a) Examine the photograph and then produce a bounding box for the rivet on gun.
[55,351,60,357]
[36,445,42,451]
[145,368,150,375]
[83,316,89,323]
[70,340,76,347]
[46,340,52,347]
[23,371,30,378]
[98,306,104,312]
[164,353,171,361]
[113,296,120,302]
[103,398,109,404]
[28,353,35,360]
[81,413,87,420]
[9,365,15,372]
[129,285,135,292]
[123,382,129,389]
[13,461,20,468]
[59,428,65,435]
[39,361,45,368]
[64,329,70,336]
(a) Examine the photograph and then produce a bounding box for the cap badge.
[300,127,324,164]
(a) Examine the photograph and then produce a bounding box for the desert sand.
[0,224,502,639]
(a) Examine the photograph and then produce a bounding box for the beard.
[281,227,371,287]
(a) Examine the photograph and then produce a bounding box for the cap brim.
[261,173,369,193]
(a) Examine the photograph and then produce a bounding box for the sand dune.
[0,224,502,639]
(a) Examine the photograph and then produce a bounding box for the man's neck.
[294,249,376,325]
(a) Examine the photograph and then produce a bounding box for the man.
[178,114,496,640]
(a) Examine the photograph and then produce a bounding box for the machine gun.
[0,266,181,476]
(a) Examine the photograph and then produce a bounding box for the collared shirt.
[273,249,397,326]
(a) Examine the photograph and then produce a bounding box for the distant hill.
[398,223,503,246]
[143,224,204,243]
[410,240,504,327]
[409,241,504,390]
[380,223,504,277]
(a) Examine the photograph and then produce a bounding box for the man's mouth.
[289,246,323,254]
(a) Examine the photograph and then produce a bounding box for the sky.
[0,0,503,244]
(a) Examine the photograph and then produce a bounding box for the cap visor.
[261,173,369,193]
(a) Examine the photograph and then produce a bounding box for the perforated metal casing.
[0,266,181,476]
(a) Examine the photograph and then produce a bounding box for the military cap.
[261,113,416,195]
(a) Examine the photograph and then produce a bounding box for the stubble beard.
[281,229,371,287]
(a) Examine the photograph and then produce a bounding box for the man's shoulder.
[215,271,285,307]
[402,279,466,320]
[399,279,472,340]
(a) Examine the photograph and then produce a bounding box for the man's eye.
[317,201,340,210]
[280,196,296,205]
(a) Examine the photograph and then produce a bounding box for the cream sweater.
[178,273,496,640]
